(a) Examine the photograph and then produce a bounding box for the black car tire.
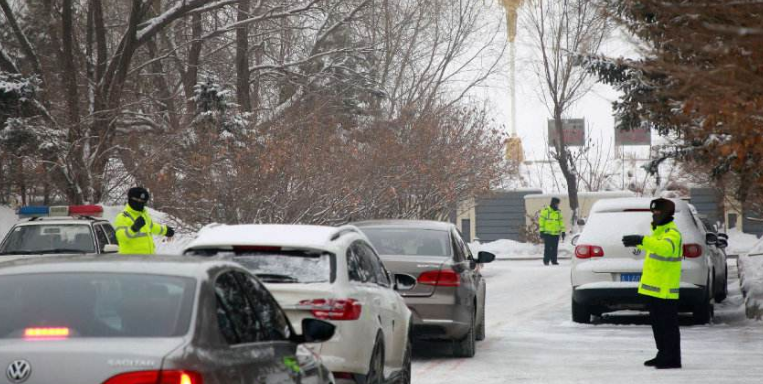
[395,336,412,384]
[476,294,486,341]
[571,297,591,324]
[360,334,385,384]
[693,277,714,325]
[453,309,476,358]
[715,265,728,303]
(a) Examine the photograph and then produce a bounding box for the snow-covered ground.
[412,259,763,383]
[469,238,573,260]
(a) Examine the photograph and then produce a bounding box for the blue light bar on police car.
[17,205,104,218]
[17,206,49,217]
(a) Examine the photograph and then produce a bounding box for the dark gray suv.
[0,255,336,384]
[355,220,495,358]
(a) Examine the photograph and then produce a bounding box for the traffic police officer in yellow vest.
[539,197,566,265]
[114,187,175,254]
[622,198,683,369]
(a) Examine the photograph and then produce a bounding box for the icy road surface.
[411,260,763,384]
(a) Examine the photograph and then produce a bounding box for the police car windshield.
[0,224,95,255]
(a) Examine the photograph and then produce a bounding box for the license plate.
[620,273,641,282]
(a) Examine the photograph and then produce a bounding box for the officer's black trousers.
[647,296,681,364]
[542,234,559,264]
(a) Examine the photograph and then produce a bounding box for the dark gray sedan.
[354,220,495,358]
[0,255,335,384]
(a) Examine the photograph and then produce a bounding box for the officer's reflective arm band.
[116,226,148,238]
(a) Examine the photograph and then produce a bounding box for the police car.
[0,205,119,256]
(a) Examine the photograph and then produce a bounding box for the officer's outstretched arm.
[151,221,167,236]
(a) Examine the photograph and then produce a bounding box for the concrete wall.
[689,188,723,230]
[475,190,541,242]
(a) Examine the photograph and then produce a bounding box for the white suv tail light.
[575,244,604,259]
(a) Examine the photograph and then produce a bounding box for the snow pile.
[727,228,760,255]
[0,206,16,241]
[736,231,763,320]
[739,251,763,320]
[469,238,573,260]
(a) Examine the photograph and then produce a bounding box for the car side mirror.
[294,318,335,344]
[577,218,586,226]
[394,274,416,292]
[717,238,728,249]
[477,251,496,264]
[103,244,119,254]
[705,233,718,245]
[718,233,729,241]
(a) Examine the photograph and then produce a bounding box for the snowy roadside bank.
[739,253,763,320]
[468,238,573,260]
[729,229,763,320]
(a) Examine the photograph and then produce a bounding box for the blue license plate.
[620,273,641,282]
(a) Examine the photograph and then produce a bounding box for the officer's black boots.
[655,361,682,369]
[643,358,658,367]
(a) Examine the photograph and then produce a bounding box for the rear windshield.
[0,224,95,255]
[581,211,693,243]
[361,228,452,257]
[0,273,196,339]
[185,249,334,284]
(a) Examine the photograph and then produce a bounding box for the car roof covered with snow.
[351,219,454,231]
[0,254,240,279]
[185,224,365,253]
[590,197,688,214]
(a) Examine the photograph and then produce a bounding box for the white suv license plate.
[620,273,642,282]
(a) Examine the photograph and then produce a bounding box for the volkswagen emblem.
[6,360,31,383]
[632,248,642,256]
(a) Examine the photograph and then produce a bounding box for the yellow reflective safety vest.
[538,206,565,235]
[113,205,168,255]
[638,221,683,300]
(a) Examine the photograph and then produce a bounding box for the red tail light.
[298,299,362,321]
[101,370,202,384]
[333,372,354,380]
[575,245,604,259]
[418,269,461,287]
[683,244,702,258]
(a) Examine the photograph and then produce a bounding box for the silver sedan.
[0,255,335,384]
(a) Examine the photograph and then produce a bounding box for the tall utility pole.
[501,0,525,163]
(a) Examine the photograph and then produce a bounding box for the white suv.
[571,198,719,324]
[184,224,412,384]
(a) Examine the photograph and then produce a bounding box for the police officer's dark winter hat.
[551,197,561,205]
[650,198,675,215]
[128,187,150,202]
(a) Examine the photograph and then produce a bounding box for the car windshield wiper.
[34,249,89,254]
[255,273,300,283]
[0,250,38,255]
